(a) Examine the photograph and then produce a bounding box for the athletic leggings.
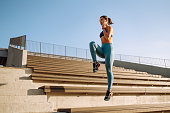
[89,41,114,91]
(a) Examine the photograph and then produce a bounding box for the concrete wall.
[0,48,8,57]
[114,60,170,78]
[0,67,54,113]
[0,49,8,66]
[6,46,27,68]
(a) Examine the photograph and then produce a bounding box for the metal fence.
[115,54,170,68]
[26,40,102,60]
[26,40,170,68]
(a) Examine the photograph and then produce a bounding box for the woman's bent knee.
[89,41,95,46]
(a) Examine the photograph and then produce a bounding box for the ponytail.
[108,18,113,25]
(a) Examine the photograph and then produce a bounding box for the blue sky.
[0,0,170,59]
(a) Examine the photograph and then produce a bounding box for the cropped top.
[100,31,104,38]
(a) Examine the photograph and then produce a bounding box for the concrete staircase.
[1,54,170,113]
[27,55,170,112]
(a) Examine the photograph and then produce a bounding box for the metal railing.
[115,54,170,68]
[26,40,170,68]
[26,40,99,61]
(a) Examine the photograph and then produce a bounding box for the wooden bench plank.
[71,102,170,111]
[28,55,169,86]
[27,55,150,74]
[32,69,106,78]
[27,62,151,77]
[27,55,92,65]
[27,57,157,76]
[32,70,147,81]
[27,58,141,72]
[57,102,170,113]
[28,66,153,78]
[27,60,125,74]
[32,74,170,86]
[41,85,170,94]
[28,65,151,79]
[32,72,170,82]
[27,60,105,70]
[27,55,153,76]
[27,55,141,74]
[27,55,89,63]
[31,68,161,81]
[32,76,107,84]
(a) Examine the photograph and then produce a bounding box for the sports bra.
[100,28,112,38]
[100,31,104,38]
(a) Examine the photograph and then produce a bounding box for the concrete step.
[47,95,170,109]
[0,95,48,103]
[0,67,31,74]
[0,88,44,96]
[0,81,105,90]
[0,67,32,87]
[0,74,31,82]
[1,103,54,113]
[0,82,38,89]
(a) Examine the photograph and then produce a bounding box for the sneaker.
[104,90,113,101]
[93,62,100,72]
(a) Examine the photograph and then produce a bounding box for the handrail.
[115,54,170,68]
[26,40,170,68]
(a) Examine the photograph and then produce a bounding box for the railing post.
[76,48,77,58]
[120,54,121,61]
[53,44,55,56]
[164,59,166,68]
[40,42,41,56]
[86,49,88,60]
[65,46,66,59]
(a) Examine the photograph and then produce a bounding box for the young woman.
[89,15,114,101]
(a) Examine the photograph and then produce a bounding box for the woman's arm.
[102,26,113,40]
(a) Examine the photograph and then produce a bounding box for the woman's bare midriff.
[101,36,112,44]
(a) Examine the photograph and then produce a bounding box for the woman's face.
[100,17,108,27]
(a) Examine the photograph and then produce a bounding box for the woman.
[89,15,114,101]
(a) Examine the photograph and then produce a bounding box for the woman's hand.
[101,19,107,29]
[102,22,107,29]
[102,24,106,29]
[102,26,113,40]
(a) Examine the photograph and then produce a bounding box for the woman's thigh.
[96,44,105,58]
[103,44,114,65]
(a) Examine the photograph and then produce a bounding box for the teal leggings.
[89,41,114,91]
